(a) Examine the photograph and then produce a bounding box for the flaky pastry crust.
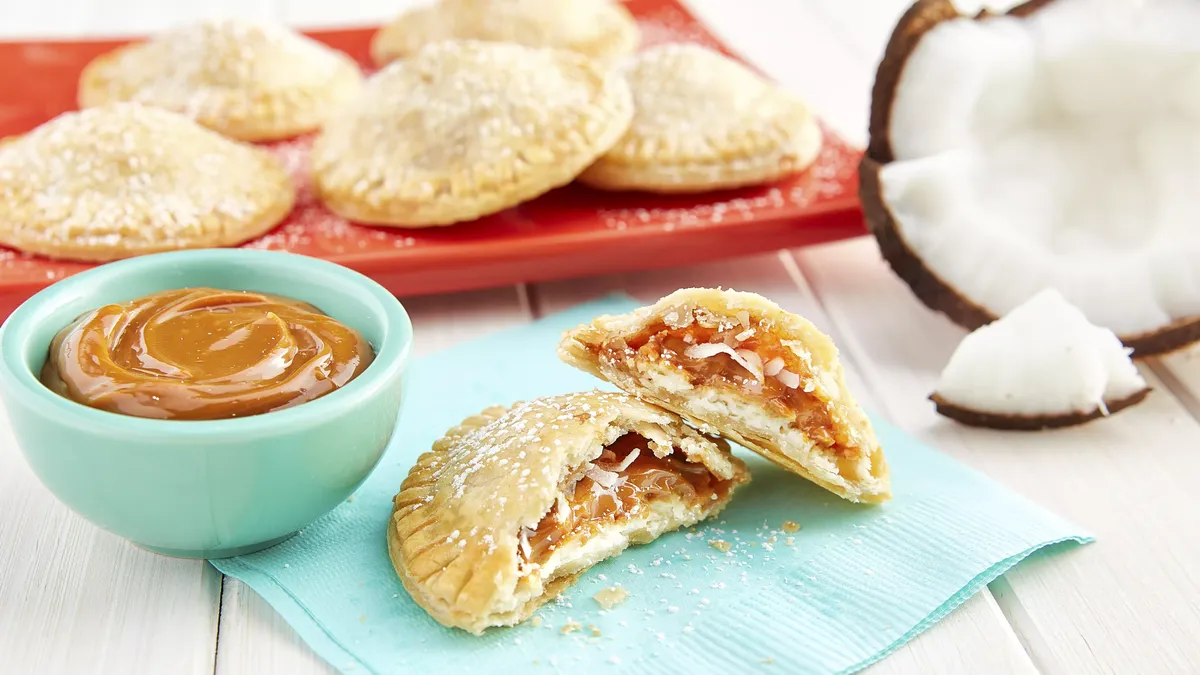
[558,288,890,503]
[313,39,633,228]
[370,0,640,67]
[78,19,364,142]
[388,391,748,634]
[0,103,294,262]
[579,43,823,193]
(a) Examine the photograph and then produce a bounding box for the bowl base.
[138,532,297,559]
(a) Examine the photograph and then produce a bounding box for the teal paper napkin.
[211,295,1091,675]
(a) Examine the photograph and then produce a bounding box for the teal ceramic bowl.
[0,249,412,559]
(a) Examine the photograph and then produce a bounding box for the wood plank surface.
[0,406,222,675]
[796,239,1200,674]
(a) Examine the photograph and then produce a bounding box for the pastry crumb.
[781,521,801,533]
[709,539,732,553]
[589,624,602,637]
[561,621,582,635]
[358,614,365,623]
[593,585,630,610]
[761,657,775,664]
[785,537,795,547]
[530,615,543,627]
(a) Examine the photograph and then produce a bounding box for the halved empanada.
[559,289,890,503]
[388,391,749,634]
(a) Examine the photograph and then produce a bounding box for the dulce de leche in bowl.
[0,249,412,559]
[42,288,374,421]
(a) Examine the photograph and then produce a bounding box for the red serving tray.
[0,0,864,319]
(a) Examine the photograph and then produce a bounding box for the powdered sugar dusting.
[0,103,291,256]
[80,19,363,139]
[311,38,632,228]
[390,389,750,633]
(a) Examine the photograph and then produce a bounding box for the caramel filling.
[41,287,374,421]
[608,321,851,455]
[520,433,730,567]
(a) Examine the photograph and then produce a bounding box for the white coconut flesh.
[934,288,1147,416]
[881,0,1200,339]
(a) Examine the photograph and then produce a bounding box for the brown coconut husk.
[930,386,1151,430]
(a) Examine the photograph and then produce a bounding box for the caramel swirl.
[41,287,374,421]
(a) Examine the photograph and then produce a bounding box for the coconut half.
[931,288,1151,430]
[862,0,1200,356]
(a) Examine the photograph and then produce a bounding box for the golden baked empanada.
[79,19,363,142]
[313,39,633,227]
[370,0,639,68]
[0,103,294,262]
[559,289,890,503]
[388,391,749,634]
[578,43,823,193]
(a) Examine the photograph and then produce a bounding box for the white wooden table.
[2,1,1199,673]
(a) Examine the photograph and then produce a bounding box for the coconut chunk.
[612,447,640,472]
[585,464,621,489]
[735,348,763,374]
[931,289,1150,429]
[863,0,1200,356]
[684,342,764,380]
[518,527,532,559]
[555,493,570,523]
[774,368,801,389]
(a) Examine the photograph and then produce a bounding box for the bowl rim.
[0,249,413,439]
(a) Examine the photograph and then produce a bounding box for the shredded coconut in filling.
[518,433,732,568]
[598,313,854,454]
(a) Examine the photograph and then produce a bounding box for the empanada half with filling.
[558,289,890,503]
[388,391,749,634]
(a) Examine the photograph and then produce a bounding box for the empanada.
[313,40,633,227]
[79,20,364,142]
[388,391,748,634]
[370,0,639,68]
[0,103,294,262]
[559,289,890,503]
[578,43,823,193]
